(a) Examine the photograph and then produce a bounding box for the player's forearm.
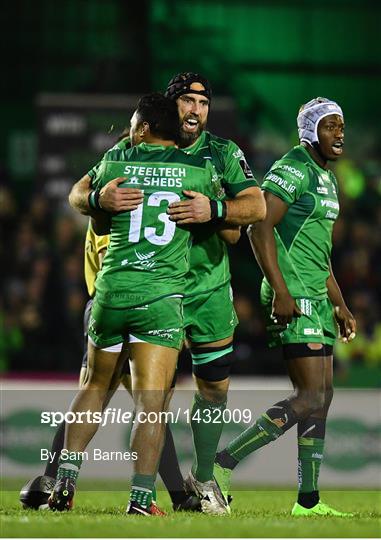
[327,265,347,308]
[248,222,290,296]
[69,174,93,216]
[225,189,266,226]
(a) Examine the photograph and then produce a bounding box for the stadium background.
[0,0,380,491]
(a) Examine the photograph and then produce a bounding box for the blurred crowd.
[1,129,380,384]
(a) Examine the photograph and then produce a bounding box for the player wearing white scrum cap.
[297,97,344,146]
[215,97,357,518]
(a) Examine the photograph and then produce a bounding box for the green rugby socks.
[297,417,326,508]
[217,399,298,466]
[56,453,82,482]
[130,474,155,508]
[191,392,227,482]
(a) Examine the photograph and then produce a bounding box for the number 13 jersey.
[92,142,219,309]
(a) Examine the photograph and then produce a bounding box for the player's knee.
[133,389,167,414]
[196,377,229,403]
[308,390,326,414]
[295,388,325,417]
[192,346,233,402]
[192,346,233,380]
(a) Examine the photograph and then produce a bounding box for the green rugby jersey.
[183,131,258,296]
[88,132,258,297]
[91,142,217,309]
[261,145,339,300]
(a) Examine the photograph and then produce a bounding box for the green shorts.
[88,296,184,351]
[184,283,238,344]
[262,296,337,348]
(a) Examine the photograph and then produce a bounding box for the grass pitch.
[1,482,380,538]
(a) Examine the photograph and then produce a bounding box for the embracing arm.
[327,263,356,342]
[167,186,266,226]
[69,175,143,215]
[224,186,266,226]
[69,174,94,216]
[248,191,301,326]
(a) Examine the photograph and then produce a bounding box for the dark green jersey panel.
[92,142,216,308]
[261,145,339,299]
[184,131,259,295]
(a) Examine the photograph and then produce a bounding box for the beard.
[178,122,206,148]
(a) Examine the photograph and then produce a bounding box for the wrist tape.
[210,200,227,222]
[88,190,102,210]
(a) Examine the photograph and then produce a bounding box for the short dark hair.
[135,93,180,142]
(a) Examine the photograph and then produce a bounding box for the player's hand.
[272,291,302,327]
[99,178,144,212]
[334,305,356,342]
[167,190,211,224]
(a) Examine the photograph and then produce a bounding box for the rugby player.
[49,93,222,516]
[69,73,266,515]
[214,98,356,517]
[20,219,200,514]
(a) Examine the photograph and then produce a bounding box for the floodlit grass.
[1,483,380,538]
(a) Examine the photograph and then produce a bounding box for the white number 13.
[128,191,181,246]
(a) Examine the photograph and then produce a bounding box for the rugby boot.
[126,500,152,516]
[291,501,354,517]
[184,470,230,515]
[173,494,202,512]
[150,501,167,516]
[213,462,232,506]
[48,477,75,511]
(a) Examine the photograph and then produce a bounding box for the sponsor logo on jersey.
[233,149,244,159]
[266,173,296,194]
[124,165,187,178]
[321,200,339,219]
[127,176,183,188]
[122,165,186,188]
[321,200,339,210]
[303,328,323,336]
[317,186,328,195]
[121,250,156,270]
[279,164,305,179]
[239,158,254,179]
[325,210,338,220]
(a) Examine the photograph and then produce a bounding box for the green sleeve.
[222,141,259,197]
[91,160,108,191]
[261,161,309,205]
[87,161,101,182]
